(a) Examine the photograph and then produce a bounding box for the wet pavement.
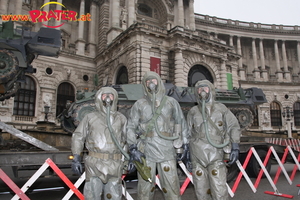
[0,164,300,200]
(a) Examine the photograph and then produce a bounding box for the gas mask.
[146,78,158,93]
[102,93,114,107]
[197,85,210,102]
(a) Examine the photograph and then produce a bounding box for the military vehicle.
[0,21,61,101]
[59,83,267,134]
[57,82,272,182]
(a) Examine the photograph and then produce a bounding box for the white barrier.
[1,145,300,199]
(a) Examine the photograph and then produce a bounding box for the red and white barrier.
[0,169,30,200]
[179,145,300,199]
[1,145,300,199]
[266,138,300,152]
[1,158,133,200]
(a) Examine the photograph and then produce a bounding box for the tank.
[0,21,61,101]
[58,83,267,134]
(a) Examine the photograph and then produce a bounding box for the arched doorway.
[188,65,214,87]
[116,66,128,84]
[56,82,75,116]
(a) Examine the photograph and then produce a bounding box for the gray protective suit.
[127,71,189,200]
[71,87,127,200]
[187,80,241,200]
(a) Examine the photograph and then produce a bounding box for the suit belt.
[89,151,122,160]
[192,132,223,143]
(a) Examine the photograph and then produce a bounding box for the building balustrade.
[195,13,299,32]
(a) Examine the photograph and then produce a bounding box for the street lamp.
[44,105,50,122]
[282,106,294,138]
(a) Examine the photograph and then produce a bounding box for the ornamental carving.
[166,0,174,13]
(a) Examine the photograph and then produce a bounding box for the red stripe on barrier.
[231,149,253,193]
[290,152,300,181]
[254,147,272,188]
[180,175,191,195]
[273,148,289,184]
[46,158,84,200]
[264,191,293,198]
[0,169,30,200]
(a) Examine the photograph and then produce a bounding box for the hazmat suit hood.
[194,80,216,106]
[95,87,118,114]
[141,71,165,102]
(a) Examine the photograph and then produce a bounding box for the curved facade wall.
[0,0,299,137]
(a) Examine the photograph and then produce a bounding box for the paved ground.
[1,164,300,199]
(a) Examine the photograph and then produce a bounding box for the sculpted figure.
[127,71,189,200]
[71,87,127,200]
[187,80,241,200]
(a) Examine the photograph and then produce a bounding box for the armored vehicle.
[59,83,267,134]
[58,83,271,181]
[0,21,61,101]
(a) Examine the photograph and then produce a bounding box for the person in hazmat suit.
[187,80,241,200]
[71,87,127,200]
[127,71,189,200]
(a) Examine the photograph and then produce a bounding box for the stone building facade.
[0,0,300,137]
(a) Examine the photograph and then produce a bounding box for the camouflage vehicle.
[0,21,61,101]
[59,83,267,134]
[58,83,272,182]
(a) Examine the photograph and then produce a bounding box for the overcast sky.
[194,0,300,26]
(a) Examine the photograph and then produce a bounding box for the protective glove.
[228,143,239,165]
[178,144,192,172]
[178,143,189,161]
[71,154,83,175]
[127,156,137,174]
[128,144,145,173]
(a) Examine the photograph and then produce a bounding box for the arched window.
[293,102,300,126]
[188,65,214,87]
[116,66,128,84]
[13,76,36,116]
[137,3,152,17]
[56,82,75,117]
[270,102,282,127]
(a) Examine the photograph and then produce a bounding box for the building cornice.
[195,14,300,36]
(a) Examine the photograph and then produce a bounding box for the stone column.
[76,0,86,55]
[174,49,185,86]
[297,41,300,75]
[87,1,97,57]
[178,0,184,27]
[107,0,122,43]
[189,0,195,30]
[252,38,260,79]
[54,0,62,29]
[0,0,8,17]
[14,0,23,26]
[259,39,268,80]
[43,0,50,26]
[229,35,233,47]
[127,0,135,26]
[15,0,22,15]
[274,40,283,81]
[111,0,120,27]
[282,40,291,81]
[219,59,228,90]
[237,36,246,80]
